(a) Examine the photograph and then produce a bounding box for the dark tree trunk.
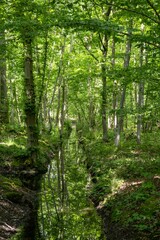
[24,38,38,164]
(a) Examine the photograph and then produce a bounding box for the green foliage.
[82,132,160,238]
[108,180,160,235]
[1,0,160,239]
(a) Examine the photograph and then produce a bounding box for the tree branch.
[145,0,160,21]
[79,37,99,62]
[105,1,160,24]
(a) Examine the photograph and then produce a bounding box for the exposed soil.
[0,168,37,239]
[0,198,29,239]
[0,162,40,239]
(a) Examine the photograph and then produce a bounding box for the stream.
[38,135,104,240]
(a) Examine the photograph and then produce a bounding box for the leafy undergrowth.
[85,132,160,240]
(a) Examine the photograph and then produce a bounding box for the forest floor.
[84,131,160,240]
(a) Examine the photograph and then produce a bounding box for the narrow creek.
[38,135,104,240]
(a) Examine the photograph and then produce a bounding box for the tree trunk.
[24,38,38,164]
[59,79,66,207]
[111,37,118,134]
[0,27,8,125]
[100,6,112,142]
[137,44,145,144]
[115,20,132,146]
[58,77,68,240]
[88,67,96,130]
[101,48,108,142]
[9,80,21,125]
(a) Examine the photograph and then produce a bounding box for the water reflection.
[38,137,102,239]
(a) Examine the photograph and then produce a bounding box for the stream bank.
[0,133,49,240]
[82,139,160,240]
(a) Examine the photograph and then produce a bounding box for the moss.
[0,175,23,187]
[5,191,23,203]
[0,174,24,206]
[0,142,28,172]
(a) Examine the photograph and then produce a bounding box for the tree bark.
[100,6,112,142]
[0,26,8,125]
[111,37,118,134]
[137,44,145,144]
[24,38,38,164]
[115,20,132,146]
[101,43,108,142]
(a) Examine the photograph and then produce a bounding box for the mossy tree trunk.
[24,38,39,165]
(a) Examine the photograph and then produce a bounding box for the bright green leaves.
[5,0,47,42]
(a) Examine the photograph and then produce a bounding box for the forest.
[0,0,160,239]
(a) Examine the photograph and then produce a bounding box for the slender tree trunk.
[58,76,67,240]
[59,79,66,207]
[111,37,118,134]
[37,32,48,130]
[100,6,112,142]
[0,27,8,125]
[55,38,66,128]
[88,74,95,130]
[137,44,145,144]
[101,44,108,142]
[115,20,132,146]
[9,80,21,125]
[54,36,68,239]
[23,38,38,164]
[58,37,69,208]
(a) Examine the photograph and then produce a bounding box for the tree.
[23,35,38,163]
[115,20,133,146]
[0,6,8,125]
[1,0,160,238]
[10,0,42,163]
